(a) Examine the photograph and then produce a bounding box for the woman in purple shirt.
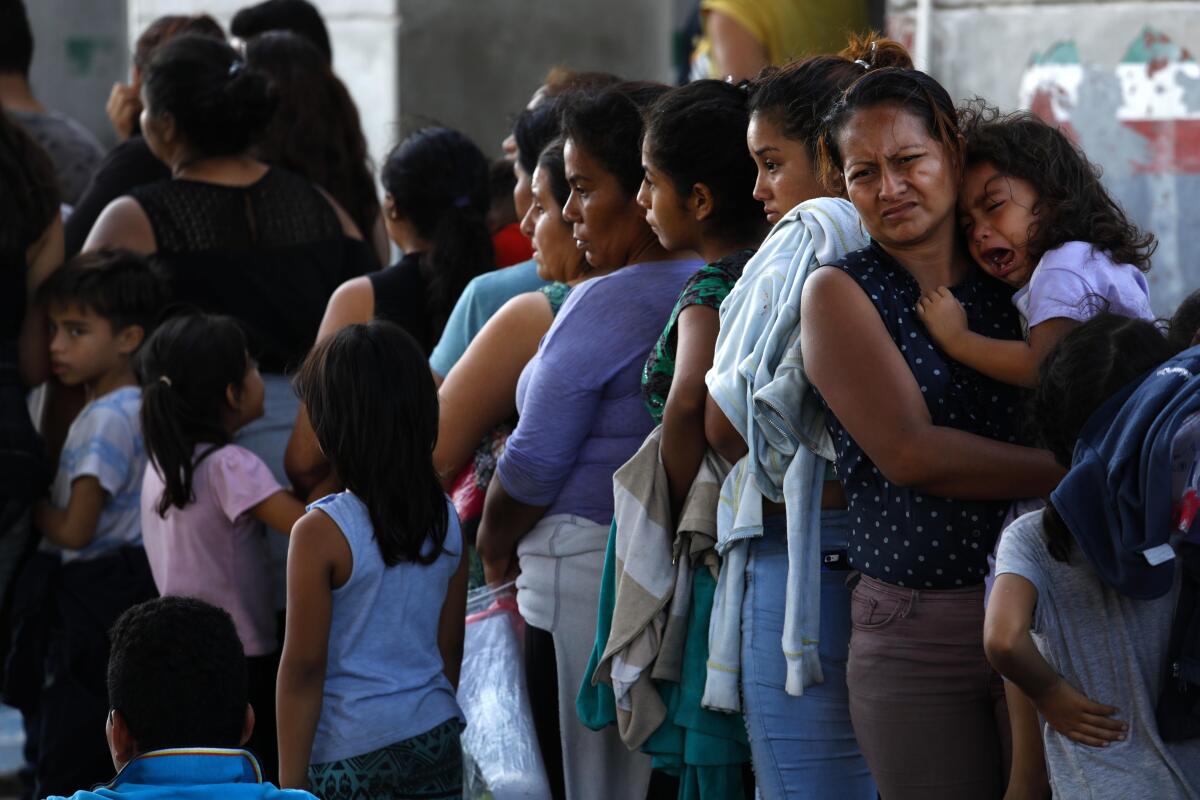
[477,83,700,800]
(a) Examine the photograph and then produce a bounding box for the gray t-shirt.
[8,109,104,206]
[996,511,1200,799]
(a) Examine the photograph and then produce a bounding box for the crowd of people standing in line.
[1,0,1199,798]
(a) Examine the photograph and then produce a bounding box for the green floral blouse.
[640,250,753,423]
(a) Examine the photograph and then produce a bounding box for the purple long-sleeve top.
[496,258,702,525]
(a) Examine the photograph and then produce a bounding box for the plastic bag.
[458,582,551,799]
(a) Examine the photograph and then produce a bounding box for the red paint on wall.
[1124,119,1200,174]
[1027,87,1081,144]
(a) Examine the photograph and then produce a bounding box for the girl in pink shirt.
[916,107,1156,388]
[138,313,306,780]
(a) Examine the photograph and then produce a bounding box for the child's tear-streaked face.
[959,162,1041,288]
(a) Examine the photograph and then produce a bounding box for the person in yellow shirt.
[690,0,870,82]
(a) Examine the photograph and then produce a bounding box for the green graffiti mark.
[1121,26,1194,65]
[65,37,118,77]
[1031,40,1080,66]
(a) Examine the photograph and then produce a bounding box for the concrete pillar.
[391,0,673,157]
[25,0,129,149]
[887,0,1200,315]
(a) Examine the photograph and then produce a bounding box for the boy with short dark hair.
[4,250,165,797]
[34,249,165,558]
[45,597,316,799]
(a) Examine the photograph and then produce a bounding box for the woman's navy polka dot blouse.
[820,243,1027,589]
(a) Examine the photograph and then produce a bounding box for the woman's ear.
[153,110,178,148]
[225,382,241,411]
[384,193,400,221]
[691,182,715,223]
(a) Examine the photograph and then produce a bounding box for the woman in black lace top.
[82,34,372,376]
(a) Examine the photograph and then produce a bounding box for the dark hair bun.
[840,32,913,72]
[144,34,278,157]
[221,67,276,136]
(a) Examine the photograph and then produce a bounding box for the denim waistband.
[760,509,849,552]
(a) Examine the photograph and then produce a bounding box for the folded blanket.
[590,426,731,748]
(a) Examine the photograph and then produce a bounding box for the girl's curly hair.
[959,101,1156,272]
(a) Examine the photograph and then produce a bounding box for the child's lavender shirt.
[43,386,145,562]
[497,258,701,524]
[141,444,282,656]
[1013,241,1153,330]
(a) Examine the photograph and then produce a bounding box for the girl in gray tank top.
[277,321,469,793]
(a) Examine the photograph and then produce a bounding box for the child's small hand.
[916,286,968,349]
[1033,678,1127,747]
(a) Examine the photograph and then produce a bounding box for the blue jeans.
[740,511,875,800]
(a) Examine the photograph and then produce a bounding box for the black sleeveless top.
[368,252,433,354]
[822,244,1026,589]
[131,168,375,373]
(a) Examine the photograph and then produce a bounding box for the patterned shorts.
[308,718,464,800]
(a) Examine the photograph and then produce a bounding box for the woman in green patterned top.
[637,80,770,512]
[434,99,616,489]
[631,78,769,798]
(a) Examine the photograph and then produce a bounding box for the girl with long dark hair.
[916,106,1156,387]
[277,321,468,793]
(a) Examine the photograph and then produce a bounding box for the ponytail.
[138,314,250,515]
[381,127,493,348]
[421,200,493,344]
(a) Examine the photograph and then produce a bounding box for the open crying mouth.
[982,247,1016,275]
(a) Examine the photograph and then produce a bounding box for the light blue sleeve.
[429,261,546,377]
[66,402,138,497]
[429,279,480,378]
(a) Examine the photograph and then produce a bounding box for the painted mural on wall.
[1019,28,1199,315]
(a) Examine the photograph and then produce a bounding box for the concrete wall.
[888,0,1200,316]
[391,0,673,157]
[25,0,129,150]
[124,0,674,167]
